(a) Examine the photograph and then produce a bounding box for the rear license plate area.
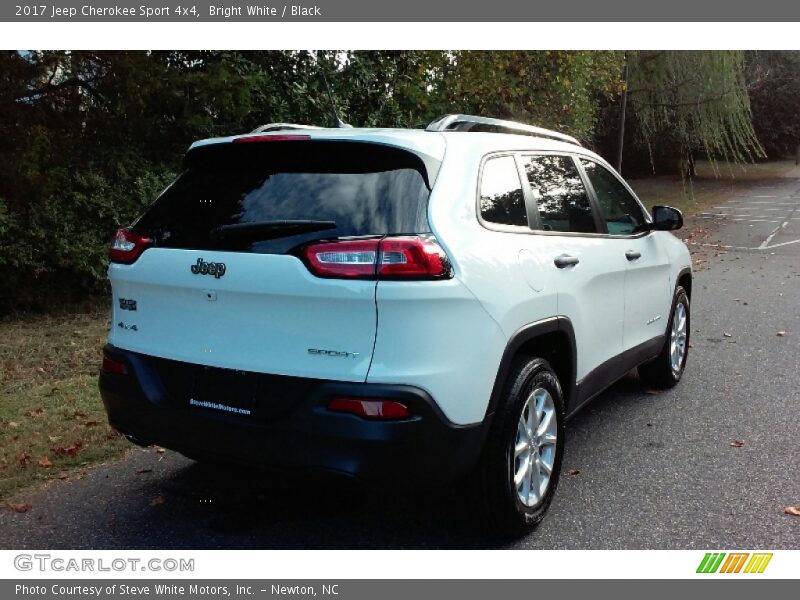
[189,367,255,417]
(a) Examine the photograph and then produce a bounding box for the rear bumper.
[99,344,484,488]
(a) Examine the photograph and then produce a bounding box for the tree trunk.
[615,54,629,174]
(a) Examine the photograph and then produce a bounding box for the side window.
[521,155,597,233]
[479,155,528,227]
[580,159,647,235]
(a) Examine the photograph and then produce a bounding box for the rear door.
[519,154,627,386]
[108,139,434,381]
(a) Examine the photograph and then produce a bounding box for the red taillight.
[101,353,127,375]
[302,236,451,280]
[233,134,311,143]
[327,397,412,420]
[109,229,151,264]
[377,237,448,279]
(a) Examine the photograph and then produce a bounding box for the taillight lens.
[327,397,412,420]
[303,240,380,278]
[109,229,151,264]
[302,236,451,280]
[101,352,128,375]
[377,237,449,279]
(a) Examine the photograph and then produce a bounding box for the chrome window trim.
[475,150,656,240]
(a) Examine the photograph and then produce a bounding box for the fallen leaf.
[18,453,30,468]
[48,435,60,443]
[37,457,52,468]
[57,473,68,480]
[784,506,800,516]
[723,332,733,338]
[24,407,45,417]
[8,502,32,513]
[645,389,662,395]
[73,411,87,419]
[51,441,83,458]
[776,331,786,337]
[150,495,165,507]
[567,469,581,476]
[8,421,19,429]
[155,447,166,454]
[136,468,153,474]
[84,420,100,427]
[688,343,695,348]
[730,440,745,448]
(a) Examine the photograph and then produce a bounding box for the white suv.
[99,115,692,536]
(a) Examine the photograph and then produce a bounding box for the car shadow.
[137,458,502,549]
[125,372,658,549]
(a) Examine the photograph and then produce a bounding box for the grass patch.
[628,160,797,216]
[0,309,128,502]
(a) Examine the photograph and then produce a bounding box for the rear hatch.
[108,137,437,381]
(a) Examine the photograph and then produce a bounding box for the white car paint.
[107,126,692,426]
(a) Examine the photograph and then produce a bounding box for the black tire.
[477,357,565,538]
[638,286,690,389]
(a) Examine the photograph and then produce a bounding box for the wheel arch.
[485,317,577,421]
[677,267,692,300]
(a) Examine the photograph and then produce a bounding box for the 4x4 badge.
[191,258,226,279]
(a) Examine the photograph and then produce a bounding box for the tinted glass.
[581,159,647,235]
[132,141,432,254]
[479,155,528,227]
[522,155,597,233]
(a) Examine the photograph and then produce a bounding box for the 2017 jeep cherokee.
[99,115,692,536]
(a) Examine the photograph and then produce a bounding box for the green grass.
[628,160,797,216]
[0,310,129,502]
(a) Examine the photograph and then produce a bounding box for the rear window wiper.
[210,220,337,242]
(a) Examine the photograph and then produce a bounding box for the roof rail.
[251,123,324,133]
[425,114,581,146]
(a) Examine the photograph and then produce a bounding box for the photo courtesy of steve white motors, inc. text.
[13,4,324,18]
[14,584,301,598]
[15,584,338,598]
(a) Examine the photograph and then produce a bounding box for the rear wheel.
[638,286,690,388]
[477,357,565,538]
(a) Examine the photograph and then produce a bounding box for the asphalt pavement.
[1,176,798,549]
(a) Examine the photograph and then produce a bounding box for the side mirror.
[651,205,683,231]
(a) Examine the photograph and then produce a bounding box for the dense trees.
[0,50,796,309]
[746,51,800,159]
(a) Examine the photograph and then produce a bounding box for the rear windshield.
[132,140,434,254]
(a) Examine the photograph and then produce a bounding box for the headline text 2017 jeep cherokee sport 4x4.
[99,115,692,536]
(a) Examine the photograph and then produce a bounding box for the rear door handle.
[625,250,642,261]
[554,254,580,268]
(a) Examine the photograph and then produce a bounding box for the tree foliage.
[626,51,764,174]
[746,51,800,158]
[0,50,782,310]
[435,51,625,141]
